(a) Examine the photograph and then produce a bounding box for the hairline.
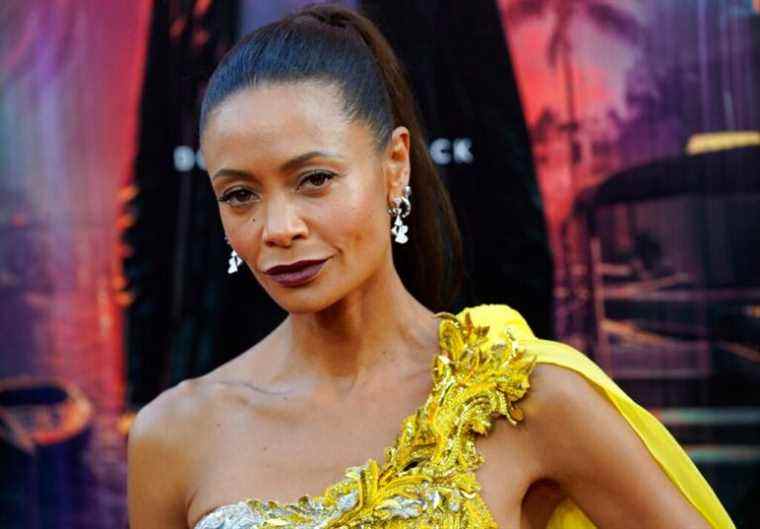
[200,77,392,154]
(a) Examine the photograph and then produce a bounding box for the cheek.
[319,182,388,257]
[217,208,269,279]
[218,208,253,249]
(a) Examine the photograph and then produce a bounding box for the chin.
[260,276,352,315]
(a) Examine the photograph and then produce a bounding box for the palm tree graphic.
[505,0,641,175]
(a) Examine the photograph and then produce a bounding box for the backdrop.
[0,1,758,527]
[0,2,151,527]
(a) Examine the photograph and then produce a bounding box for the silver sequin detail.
[376,496,424,520]
[194,482,464,529]
[195,501,262,529]
[336,491,358,512]
[194,489,360,529]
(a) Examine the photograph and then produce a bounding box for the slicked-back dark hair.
[200,3,462,311]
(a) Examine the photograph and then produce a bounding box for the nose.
[261,195,308,248]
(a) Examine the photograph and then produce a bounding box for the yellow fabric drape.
[459,304,735,529]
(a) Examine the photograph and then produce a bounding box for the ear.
[383,126,411,202]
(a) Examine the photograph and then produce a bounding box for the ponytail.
[200,3,463,310]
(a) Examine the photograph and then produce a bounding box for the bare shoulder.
[127,381,201,490]
[129,377,207,450]
[127,340,281,470]
[128,367,247,464]
[127,376,228,528]
[520,362,601,426]
[131,327,282,441]
[517,361,626,476]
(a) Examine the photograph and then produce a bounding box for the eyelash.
[298,170,335,190]
[218,171,335,206]
[218,188,257,206]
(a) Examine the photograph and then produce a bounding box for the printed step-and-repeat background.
[0,1,758,527]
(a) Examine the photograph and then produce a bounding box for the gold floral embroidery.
[196,311,537,529]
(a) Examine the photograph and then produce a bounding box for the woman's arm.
[523,364,712,529]
[127,387,193,529]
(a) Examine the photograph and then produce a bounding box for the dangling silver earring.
[388,185,412,244]
[228,250,243,274]
[224,235,243,274]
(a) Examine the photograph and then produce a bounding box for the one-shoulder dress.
[194,304,735,529]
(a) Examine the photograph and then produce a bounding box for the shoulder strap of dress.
[429,307,536,429]
[454,303,536,342]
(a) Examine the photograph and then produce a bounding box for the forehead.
[202,81,375,170]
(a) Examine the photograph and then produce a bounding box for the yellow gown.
[194,304,735,529]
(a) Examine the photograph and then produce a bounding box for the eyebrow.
[211,150,341,182]
[279,150,341,173]
[211,168,255,182]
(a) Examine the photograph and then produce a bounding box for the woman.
[127,4,734,529]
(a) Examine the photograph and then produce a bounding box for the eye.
[298,171,335,190]
[218,188,257,207]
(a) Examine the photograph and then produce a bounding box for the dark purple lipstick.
[264,258,328,287]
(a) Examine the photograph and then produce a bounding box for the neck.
[277,260,439,395]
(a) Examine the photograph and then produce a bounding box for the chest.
[187,405,537,529]
[187,389,427,523]
[189,317,542,529]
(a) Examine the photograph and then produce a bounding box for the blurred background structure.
[0,1,758,527]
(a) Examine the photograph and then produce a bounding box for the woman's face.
[201,81,409,314]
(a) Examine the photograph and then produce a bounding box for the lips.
[263,258,328,287]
